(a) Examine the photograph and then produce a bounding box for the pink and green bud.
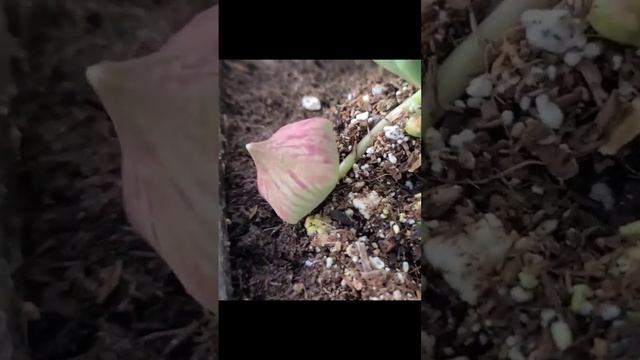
[246,117,340,224]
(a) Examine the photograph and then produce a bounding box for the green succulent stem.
[434,0,559,124]
[374,60,421,89]
[338,90,421,179]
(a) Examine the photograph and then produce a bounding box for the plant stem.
[338,90,421,179]
[435,0,559,124]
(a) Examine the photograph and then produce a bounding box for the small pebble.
[600,304,621,321]
[384,125,404,141]
[540,308,557,327]
[326,257,334,268]
[366,146,375,155]
[563,51,583,66]
[466,75,493,97]
[304,259,315,267]
[535,94,564,129]
[531,185,544,195]
[466,97,484,109]
[392,224,400,234]
[518,272,538,289]
[612,55,623,71]
[449,129,476,148]
[362,94,370,102]
[355,112,369,121]
[501,110,514,126]
[404,181,414,190]
[454,99,467,108]
[387,153,397,164]
[372,84,386,96]
[370,257,385,270]
[583,42,601,58]
[301,96,322,111]
[521,9,587,54]
[578,302,594,316]
[550,320,573,351]
[511,122,525,138]
[589,182,614,210]
[510,286,534,303]
[402,261,409,273]
[519,96,532,111]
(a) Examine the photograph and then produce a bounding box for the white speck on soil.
[511,122,525,138]
[612,55,623,71]
[531,185,544,195]
[521,9,586,54]
[370,256,385,270]
[355,111,369,121]
[510,286,533,303]
[550,320,573,351]
[589,182,615,210]
[519,96,532,111]
[362,94,370,103]
[405,180,414,190]
[501,110,514,126]
[449,129,476,148]
[392,223,400,234]
[518,272,538,289]
[301,95,321,111]
[579,302,594,316]
[371,84,386,96]
[599,303,621,321]
[563,51,583,66]
[325,257,334,268]
[540,308,557,327]
[304,259,315,267]
[584,42,602,58]
[454,99,467,108]
[535,94,564,129]
[402,261,409,273]
[351,191,382,220]
[466,97,484,109]
[466,75,493,98]
[387,153,397,164]
[384,125,404,141]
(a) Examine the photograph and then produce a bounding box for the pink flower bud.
[246,117,340,224]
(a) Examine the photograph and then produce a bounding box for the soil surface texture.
[423,1,640,359]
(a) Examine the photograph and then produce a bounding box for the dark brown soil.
[6,1,217,359]
[423,2,640,359]
[221,60,422,300]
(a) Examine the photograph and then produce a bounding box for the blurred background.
[1,1,217,359]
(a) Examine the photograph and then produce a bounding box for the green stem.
[435,0,559,123]
[338,90,421,179]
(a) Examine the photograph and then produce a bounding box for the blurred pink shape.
[87,5,219,312]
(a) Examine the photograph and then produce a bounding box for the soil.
[423,1,640,359]
[5,0,217,359]
[221,60,422,300]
